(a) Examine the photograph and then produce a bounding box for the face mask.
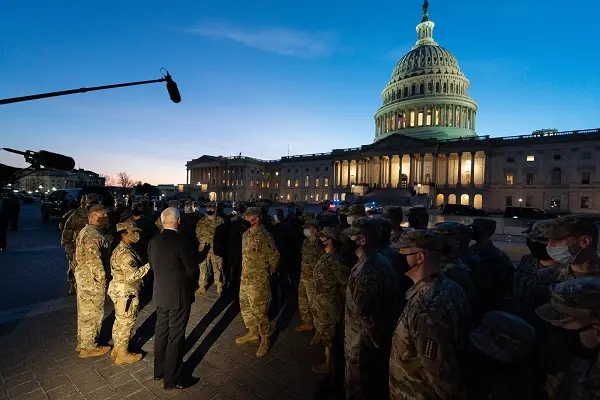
[347,216,355,225]
[206,210,215,216]
[547,238,583,265]
[527,239,552,261]
[303,229,312,238]
[127,231,140,243]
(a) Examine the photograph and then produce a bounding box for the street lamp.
[0,69,181,105]
[38,185,43,189]
[417,183,422,194]
[519,198,523,209]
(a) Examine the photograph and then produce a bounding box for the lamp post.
[0,69,181,105]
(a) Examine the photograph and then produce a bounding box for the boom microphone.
[164,71,181,103]
[36,151,76,171]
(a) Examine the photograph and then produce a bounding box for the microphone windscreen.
[37,151,76,171]
[166,76,181,103]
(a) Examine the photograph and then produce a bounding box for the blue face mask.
[546,238,583,265]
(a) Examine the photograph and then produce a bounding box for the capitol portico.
[185,2,600,213]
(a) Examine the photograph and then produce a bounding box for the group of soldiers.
[58,193,600,398]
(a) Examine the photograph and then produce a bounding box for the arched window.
[419,83,424,93]
[404,87,408,97]
[450,83,454,93]
[551,167,562,185]
[428,82,433,92]
[304,175,310,187]
[474,194,483,209]
[436,194,445,207]
[461,194,469,206]
[443,83,447,93]
[436,82,440,92]
[411,85,416,95]
[448,194,457,204]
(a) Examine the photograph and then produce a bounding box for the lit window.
[315,178,320,187]
[506,174,514,185]
[304,176,310,187]
[287,179,291,188]
[526,155,535,162]
[294,179,299,188]
[276,171,279,176]
[581,196,590,209]
[324,178,329,187]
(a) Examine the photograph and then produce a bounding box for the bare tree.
[117,172,134,189]
[99,174,116,187]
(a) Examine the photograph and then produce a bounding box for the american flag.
[398,114,407,126]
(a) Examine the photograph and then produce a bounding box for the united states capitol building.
[186,3,600,213]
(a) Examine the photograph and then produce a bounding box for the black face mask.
[472,230,486,241]
[206,210,215,216]
[527,239,552,261]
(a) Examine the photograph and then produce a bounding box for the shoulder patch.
[421,338,438,360]
[353,289,364,305]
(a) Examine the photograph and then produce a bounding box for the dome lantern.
[414,0,437,49]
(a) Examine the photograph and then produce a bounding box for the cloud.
[187,21,336,58]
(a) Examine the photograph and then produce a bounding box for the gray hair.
[161,207,180,225]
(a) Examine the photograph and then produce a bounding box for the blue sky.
[1,0,599,185]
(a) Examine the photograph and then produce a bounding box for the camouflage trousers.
[298,276,317,325]
[314,308,342,348]
[67,259,77,292]
[109,294,139,348]
[76,290,105,349]
[239,280,270,337]
[199,252,223,290]
[345,334,390,400]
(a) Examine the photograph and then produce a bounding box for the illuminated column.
[470,152,475,186]
[445,155,450,185]
[398,155,403,188]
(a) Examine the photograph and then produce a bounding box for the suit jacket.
[148,229,199,310]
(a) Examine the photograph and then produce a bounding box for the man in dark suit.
[148,207,199,390]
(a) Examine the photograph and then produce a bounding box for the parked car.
[41,187,115,221]
[443,204,489,216]
[502,206,555,220]
[364,202,383,214]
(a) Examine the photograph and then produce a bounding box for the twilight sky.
[1,0,599,185]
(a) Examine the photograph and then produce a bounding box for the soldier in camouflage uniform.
[345,218,400,400]
[296,219,324,334]
[535,277,600,400]
[195,201,225,295]
[337,204,351,231]
[312,227,348,374]
[61,193,102,295]
[389,229,471,400]
[470,218,515,310]
[406,207,429,229]
[108,222,150,365]
[155,200,180,232]
[74,204,112,358]
[467,311,537,398]
[434,222,476,301]
[344,204,365,230]
[383,206,404,245]
[235,207,280,358]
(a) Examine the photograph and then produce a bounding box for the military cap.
[168,200,180,208]
[318,227,341,241]
[303,219,319,228]
[524,220,554,243]
[346,217,381,237]
[470,218,497,231]
[383,206,403,221]
[392,229,445,252]
[469,311,536,363]
[87,204,109,214]
[86,193,102,204]
[373,216,392,230]
[348,204,366,216]
[243,207,262,217]
[544,215,598,241]
[339,204,350,215]
[434,222,471,235]
[535,277,600,324]
[406,207,428,217]
[116,221,141,233]
[206,201,217,208]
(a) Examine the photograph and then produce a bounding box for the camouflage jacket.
[345,251,401,359]
[558,355,600,400]
[389,274,471,400]
[195,215,224,251]
[61,207,88,258]
[59,208,76,232]
[440,256,475,302]
[241,225,280,283]
[107,241,150,298]
[313,250,348,321]
[301,237,324,279]
[75,224,111,295]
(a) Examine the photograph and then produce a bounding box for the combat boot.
[309,332,321,346]
[312,346,332,374]
[195,287,206,296]
[295,323,314,332]
[113,347,143,366]
[256,336,270,358]
[235,328,259,345]
[79,346,111,359]
[216,283,223,296]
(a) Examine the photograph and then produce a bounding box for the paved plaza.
[0,205,528,400]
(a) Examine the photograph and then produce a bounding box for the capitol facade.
[186,3,600,213]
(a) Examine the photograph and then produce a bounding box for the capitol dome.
[374,1,478,142]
